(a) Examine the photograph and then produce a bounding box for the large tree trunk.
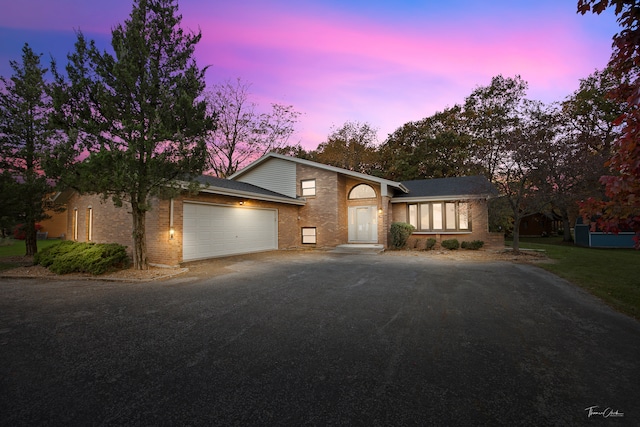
[24,218,37,256]
[131,204,148,270]
[512,216,522,254]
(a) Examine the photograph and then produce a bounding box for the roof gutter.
[180,181,306,206]
[391,194,493,203]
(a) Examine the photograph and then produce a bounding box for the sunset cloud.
[1,0,621,149]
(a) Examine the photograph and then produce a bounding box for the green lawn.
[0,239,61,272]
[509,237,640,320]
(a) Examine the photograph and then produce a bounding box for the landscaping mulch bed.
[0,255,187,282]
[0,248,549,282]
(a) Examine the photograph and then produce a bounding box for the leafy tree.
[533,104,589,242]
[47,0,214,269]
[464,75,533,241]
[547,69,625,242]
[578,0,640,247]
[377,106,482,181]
[271,143,314,160]
[0,44,55,255]
[0,171,22,238]
[464,75,529,180]
[494,100,555,252]
[312,121,379,174]
[563,68,624,155]
[205,78,300,177]
[376,120,426,181]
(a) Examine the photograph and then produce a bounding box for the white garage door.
[183,203,278,261]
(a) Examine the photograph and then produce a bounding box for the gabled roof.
[54,176,306,206]
[192,175,306,205]
[229,153,409,193]
[392,175,498,202]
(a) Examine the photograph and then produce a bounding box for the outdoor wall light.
[169,198,175,240]
[378,207,383,214]
[239,201,244,206]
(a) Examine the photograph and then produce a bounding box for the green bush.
[461,240,484,250]
[424,238,437,251]
[390,222,415,249]
[441,239,460,250]
[35,241,130,275]
[34,240,76,267]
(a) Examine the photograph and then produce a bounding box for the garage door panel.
[183,203,277,261]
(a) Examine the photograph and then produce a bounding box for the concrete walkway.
[1,252,638,426]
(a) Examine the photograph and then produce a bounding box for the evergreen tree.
[48,0,215,269]
[0,44,54,255]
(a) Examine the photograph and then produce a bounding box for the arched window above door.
[348,184,376,199]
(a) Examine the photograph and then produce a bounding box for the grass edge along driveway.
[511,237,640,321]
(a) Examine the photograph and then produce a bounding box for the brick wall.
[64,193,134,251]
[391,199,504,249]
[64,192,303,266]
[295,165,390,247]
[296,164,342,247]
[61,180,504,265]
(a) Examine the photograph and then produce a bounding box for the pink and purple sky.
[0,0,621,150]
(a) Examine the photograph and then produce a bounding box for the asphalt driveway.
[1,251,639,426]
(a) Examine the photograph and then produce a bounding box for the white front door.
[348,206,378,243]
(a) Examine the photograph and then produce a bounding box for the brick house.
[54,153,502,266]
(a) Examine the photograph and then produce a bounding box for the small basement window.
[302,227,317,244]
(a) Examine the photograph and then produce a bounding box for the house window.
[408,204,418,228]
[445,203,456,230]
[86,207,93,241]
[348,184,376,199]
[73,208,78,241]
[408,202,471,231]
[301,179,316,196]
[302,227,317,244]
[459,203,469,230]
[432,203,443,229]
[420,203,430,229]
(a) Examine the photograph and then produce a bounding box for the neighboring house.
[38,208,67,239]
[518,211,562,237]
[54,153,502,266]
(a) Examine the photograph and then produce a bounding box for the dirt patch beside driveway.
[1,248,548,281]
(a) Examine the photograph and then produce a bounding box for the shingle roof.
[194,175,301,201]
[395,175,498,199]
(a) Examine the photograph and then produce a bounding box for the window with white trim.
[73,208,79,241]
[86,207,93,241]
[348,184,376,199]
[301,179,316,196]
[302,227,317,244]
[408,202,471,231]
